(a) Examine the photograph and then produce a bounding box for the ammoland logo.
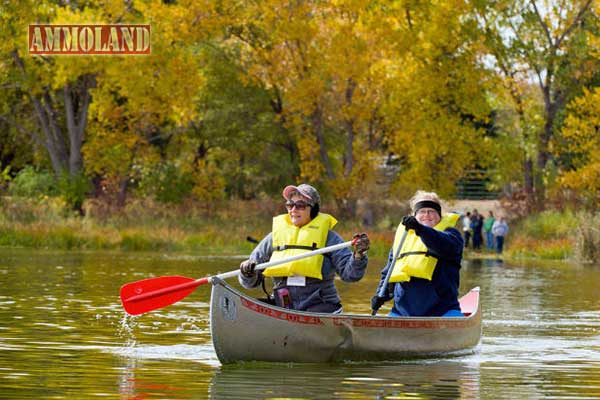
[28,24,151,55]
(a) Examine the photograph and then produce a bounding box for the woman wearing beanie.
[371,190,464,317]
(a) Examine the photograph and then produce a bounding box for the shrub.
[576,212,600,263]
[9,166,56,197]
[516,210,579,240]
[57,173,92,213]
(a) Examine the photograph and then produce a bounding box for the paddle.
[246,236,259,244]
[371,227,409,316]
[120,239,357,315]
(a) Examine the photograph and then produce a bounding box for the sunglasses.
[285,200,311,210]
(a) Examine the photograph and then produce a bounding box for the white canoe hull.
[210,278,481,364]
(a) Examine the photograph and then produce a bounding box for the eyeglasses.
[285,201,310,211]
[416,209,439,216]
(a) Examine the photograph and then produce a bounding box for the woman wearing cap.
[238,183,370,313]
[371,190,464,317]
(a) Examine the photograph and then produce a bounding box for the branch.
[0,114,44,147]
[75,75,95,142]
[64,82,77,141]
[529,0,553,47]
[501,7,544,89]
[555,0,593,48]
[42,89,66,155]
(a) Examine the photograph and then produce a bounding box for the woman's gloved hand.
[402,215,421,233]
[240,260,257,278]
[371,295,386,312]
[352,233,370,258]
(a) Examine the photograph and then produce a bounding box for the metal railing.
[455,169,500,200]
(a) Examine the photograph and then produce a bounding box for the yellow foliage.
[297,135,325,182]
[557,88,600,206]
[192,158,226,203]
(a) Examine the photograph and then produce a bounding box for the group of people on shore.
[461,209,508,254]
[239,183,465,318]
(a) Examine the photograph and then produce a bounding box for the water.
[0,249,599,399]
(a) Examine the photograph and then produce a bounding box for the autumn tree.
[0,0,207,208]
[188,44,300,199]
[83,0,204,206]
[0,1,100,180]
[474,0,598,210]
[206,0,395,214]
[378,0,493,198]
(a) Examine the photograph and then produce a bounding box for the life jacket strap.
[273,243,318,252]
[399,250,441,259]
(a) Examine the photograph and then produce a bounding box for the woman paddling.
[238,184,370,313]
[371,190,464,317]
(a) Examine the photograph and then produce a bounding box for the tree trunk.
[117,177,129,208]
[30,94,68,174]
[535,85,561,210]
[12,50,94,178]
[65,75,95,176]
[337,197,357,218]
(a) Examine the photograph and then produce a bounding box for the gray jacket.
[238,231,368,312]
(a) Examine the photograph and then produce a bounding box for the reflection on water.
[209,361,481,400]
[0,249,599,399]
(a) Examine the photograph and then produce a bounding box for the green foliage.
[56,173,91,212]
[474,0,598,207]
[0,166,12,192]
[137,162,195,204]
[516,210,580,240]
[192,44,299,198]
[508,238,573,260]
[8,166,56,197]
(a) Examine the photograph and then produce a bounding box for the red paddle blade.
[120,275,208,315]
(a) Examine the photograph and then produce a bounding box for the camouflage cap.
[282,184,321,206]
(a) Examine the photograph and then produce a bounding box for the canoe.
[209,278,481,364]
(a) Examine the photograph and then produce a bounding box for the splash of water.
[118,312,138,348]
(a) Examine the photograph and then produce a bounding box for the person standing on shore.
[491,216,509,254]
[471,209,483,250]
[483,211,495,250]
[462,212,472,249]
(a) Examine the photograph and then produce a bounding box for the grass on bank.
[503,210,600,263]
[0,196,598,262]
[0,196,397,256]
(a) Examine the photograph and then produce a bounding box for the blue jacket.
[375,225,463,316]
[239,231,368,311]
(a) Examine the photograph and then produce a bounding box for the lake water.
[0,249,599,399]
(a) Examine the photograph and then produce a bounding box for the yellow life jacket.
[389,213,461,283]
[263,213,337,279]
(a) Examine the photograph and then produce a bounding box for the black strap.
[261,278,273,301]
[399,250,441,259]
[273,243,319,252]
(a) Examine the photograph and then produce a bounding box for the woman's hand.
[352,233,370,258]
[240,260,257,277]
